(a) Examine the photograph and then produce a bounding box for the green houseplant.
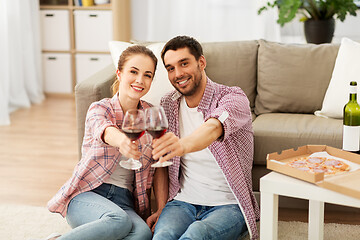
[258,0,358,43]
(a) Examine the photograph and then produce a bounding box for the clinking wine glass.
[145,106,173,167]
[120,109,145,170]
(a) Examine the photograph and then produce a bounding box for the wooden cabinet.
[39,0,130,95]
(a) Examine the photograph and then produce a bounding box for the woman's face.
[117,54,155,100]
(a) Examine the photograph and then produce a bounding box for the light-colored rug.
[1,204,360,240]
[0,205,70,240]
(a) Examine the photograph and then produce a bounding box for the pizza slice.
[285,156,350,176]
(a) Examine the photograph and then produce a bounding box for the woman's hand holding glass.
[120,109,145,170]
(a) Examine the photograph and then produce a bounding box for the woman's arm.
[103,126,142,160]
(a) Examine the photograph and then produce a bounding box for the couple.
[45,36,259,240]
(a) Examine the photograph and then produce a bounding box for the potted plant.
[258,0,358,44]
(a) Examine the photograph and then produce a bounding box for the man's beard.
[173,65,202,97]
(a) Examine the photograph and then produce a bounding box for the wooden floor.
[0,96,78,207]
[0,96,359,225]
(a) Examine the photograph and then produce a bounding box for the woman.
[44,45,168,240]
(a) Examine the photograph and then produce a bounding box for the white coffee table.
[260,171,360,240]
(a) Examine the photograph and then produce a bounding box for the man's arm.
[146,167,168,232]
[152,118,223,162]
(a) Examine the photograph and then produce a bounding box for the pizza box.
[267,145,360,200]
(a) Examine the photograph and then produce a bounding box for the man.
[150,36,259,240]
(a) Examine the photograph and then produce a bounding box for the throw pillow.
[108,41,132,68]
[314,37,360,119]
[202,41,258,110]
[108,41,175,106]
[255,39,339,115]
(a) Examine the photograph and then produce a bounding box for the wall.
[131,0,149,41]
[131,1,360,44]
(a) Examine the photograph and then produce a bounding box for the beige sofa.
[75,39,346,209]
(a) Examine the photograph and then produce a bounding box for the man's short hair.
[161,36,203,63]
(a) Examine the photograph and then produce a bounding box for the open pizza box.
[267,145,360,200]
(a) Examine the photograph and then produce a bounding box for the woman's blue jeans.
[58,183,152,240]
[153,200,247,240]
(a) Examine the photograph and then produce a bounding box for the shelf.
[73,4,111,10]
[42,49,110,54]
[42,50,72,54]
[40,5,69,9]
[40,4,111,10]
[75,50,110,54]
[39,0,129,94]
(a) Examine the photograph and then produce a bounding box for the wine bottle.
[342,81,360,153]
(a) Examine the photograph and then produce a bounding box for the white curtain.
[132,0,281,43]
[0,0,44,125]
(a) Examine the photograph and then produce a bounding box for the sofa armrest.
[75,64,116,157]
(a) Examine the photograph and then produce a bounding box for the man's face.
[163,47,205,97]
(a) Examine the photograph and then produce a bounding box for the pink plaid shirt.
[161,78,260,240]
[47,94,155,218]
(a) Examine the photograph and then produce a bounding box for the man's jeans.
[58,183,152,240]
[153,200,247,240]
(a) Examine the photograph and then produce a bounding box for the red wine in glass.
[120,109,145,170]
[122,129,145,141]
[145,106,172,167]
[146,127,167,139]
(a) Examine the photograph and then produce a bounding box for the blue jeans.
[153,200,247,240]
[58,183,152,240]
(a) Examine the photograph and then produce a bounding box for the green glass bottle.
[343,81,360,153]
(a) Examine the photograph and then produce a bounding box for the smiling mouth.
[177,77,190,87]
[131,85,144,92]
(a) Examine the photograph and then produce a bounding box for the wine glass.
[145,106,173,167]
[120,109,145,170]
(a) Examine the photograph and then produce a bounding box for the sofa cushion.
[315,37,360,119]
[202,41,258,109]
[255,40,339,115]
[252,113,342,166]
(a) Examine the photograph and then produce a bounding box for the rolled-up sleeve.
[204,88,252,141]
[85,102,118,145]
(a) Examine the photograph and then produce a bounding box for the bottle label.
[343,125,360,151]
